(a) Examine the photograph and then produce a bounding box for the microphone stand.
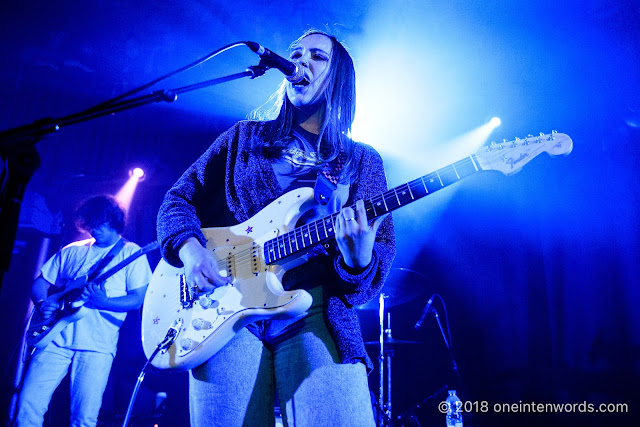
[432,307,475,426]
[0,63,269,291]
[412,296,472,426]
[432,309,459,376]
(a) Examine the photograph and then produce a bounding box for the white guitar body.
[142,131,573,371]
[141,188,316,370]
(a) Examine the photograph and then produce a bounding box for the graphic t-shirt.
[271,127,351,225]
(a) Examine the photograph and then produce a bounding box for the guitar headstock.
[474,131,573,175]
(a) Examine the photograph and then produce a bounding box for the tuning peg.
[512,137,520,148]
[549,130,557,140]
[488,141,497,151]
[537,132,544,143]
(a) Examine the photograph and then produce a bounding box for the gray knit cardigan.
[157,119,396,371]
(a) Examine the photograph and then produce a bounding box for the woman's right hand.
[178,238,232,293]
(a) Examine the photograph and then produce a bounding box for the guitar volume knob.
[180,338,197,351]
[199,295,213,309]
[191,318,211,330]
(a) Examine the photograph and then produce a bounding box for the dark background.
[1,1,639,426]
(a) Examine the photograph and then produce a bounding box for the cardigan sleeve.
[330,144,396,306]
[156,123,240,267]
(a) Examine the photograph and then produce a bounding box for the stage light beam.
[130,167,145,180]
[116,167,146,213]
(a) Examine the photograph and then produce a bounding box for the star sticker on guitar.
[245,226,253,234]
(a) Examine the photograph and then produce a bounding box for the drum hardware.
[358,267,430,425]
[364,292,423,426]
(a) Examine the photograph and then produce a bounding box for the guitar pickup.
[251,243,261,274]
[225,255,236,278]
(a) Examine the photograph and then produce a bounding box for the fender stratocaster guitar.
[27,241,159,349]
[142,131,572,370]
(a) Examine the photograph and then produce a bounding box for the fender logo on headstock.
[504,153,529,169]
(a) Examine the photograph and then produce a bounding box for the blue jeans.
[189,287,375,426]
[15,344,114,427]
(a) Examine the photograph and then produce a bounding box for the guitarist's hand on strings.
[81,282,109,309]
[36,298,60,320]
[335,199,386,270]
[179,237,233,293]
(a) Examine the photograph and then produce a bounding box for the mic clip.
[246,65,268,79]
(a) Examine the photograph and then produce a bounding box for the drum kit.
[356,267,444,427]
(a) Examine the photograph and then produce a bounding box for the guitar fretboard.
[263,154,482,264]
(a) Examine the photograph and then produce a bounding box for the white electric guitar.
[141,131,573,370]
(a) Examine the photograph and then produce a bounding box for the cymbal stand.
[375,292,395,426]
[377,293,385,425]
[385,311,394,423]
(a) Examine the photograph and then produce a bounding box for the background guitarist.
[14,195,152,427]
[157,30,396,426]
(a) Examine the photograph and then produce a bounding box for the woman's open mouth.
[292,76,310,88]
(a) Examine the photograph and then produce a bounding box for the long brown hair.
[251,30,357,179]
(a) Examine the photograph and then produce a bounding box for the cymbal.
[364,338,422,347]
[356,267,429,310]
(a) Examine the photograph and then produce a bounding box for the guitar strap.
[287,125,347,206]
[315,151,347,206]
[85,238,125,283]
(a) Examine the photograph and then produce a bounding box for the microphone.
[245,41,306,84]
[414,295,435,330]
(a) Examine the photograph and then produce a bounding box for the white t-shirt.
[40,238,152,355]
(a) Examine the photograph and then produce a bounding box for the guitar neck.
[264,154,481,264]
[364,154,482,220]
[93,242,159,284]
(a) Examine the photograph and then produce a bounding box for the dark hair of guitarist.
[74,194,126,235]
